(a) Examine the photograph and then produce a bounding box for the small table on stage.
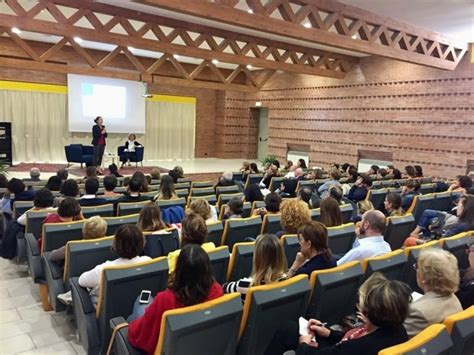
[102,153,120,168]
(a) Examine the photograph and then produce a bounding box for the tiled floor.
[0,258,85,355]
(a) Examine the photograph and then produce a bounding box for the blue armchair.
[64,144,94,168]
[117,146,144,167]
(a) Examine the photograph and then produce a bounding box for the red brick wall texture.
[224,50,474,178]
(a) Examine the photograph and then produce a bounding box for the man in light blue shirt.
[337,210,391,265]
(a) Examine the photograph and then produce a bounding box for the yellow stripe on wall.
[146,94,196,104]
[0,80,67,94]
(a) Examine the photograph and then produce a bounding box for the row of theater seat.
[64,230,472,354]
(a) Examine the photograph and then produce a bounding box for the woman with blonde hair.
[137,202,168,232]
[187,199,218,222]
[404,248,462,337]
[276,199,311,237]
[50,215,108,262]
[223,234,287,299]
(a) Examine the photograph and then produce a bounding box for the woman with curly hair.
[276,199,311,237]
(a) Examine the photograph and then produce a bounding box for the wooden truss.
[140,0,467,70]
[0,0,358,92]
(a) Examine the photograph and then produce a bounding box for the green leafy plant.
[260,155,278,166]
[0,160,9,176]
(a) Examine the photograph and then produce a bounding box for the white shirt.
[79,255,151,305]
[337,236,391,265]
[126,140,137,152]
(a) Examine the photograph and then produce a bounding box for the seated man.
[0,178,36,215]
[337,210,391,265]
[215,172,235,189]
[80,178,107,206]
[22,167,41,182]
[114,178,150,214]
[222,197,243,220]
[280,168,304,197]
[347,174,372,203]
[103,175,119,196]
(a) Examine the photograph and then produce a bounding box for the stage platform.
[6,158,259,181]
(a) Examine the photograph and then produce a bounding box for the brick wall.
[223,49,474,178]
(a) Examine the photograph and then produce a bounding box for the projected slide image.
[81,83,126,119]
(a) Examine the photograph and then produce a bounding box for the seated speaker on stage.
[120,134,143,167]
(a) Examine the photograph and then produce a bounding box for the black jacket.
[91,124,107,145]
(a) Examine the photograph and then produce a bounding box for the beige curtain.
[0,88,195,163]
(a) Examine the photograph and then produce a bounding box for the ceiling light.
[73,37,83,44]
[11,27,21,34]
[246,64,252,69]
[127,46,135,51]
[255,101,262,107]
[212,59,219,64]
[303,23,311,28]
[352,34,357,39]
[247,9,253,13]
[173,54,180,59]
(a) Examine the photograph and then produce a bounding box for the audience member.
[167,213,215,274]
[131,171,149,192]
[115,179,150,212]
[401,179,421,211]
[127,245,223,353]
[223,197,243,219]
[23,167,41,182]
[284,161,293,171]
[409,194,474,240]
[60,179,79,198]
[168,166,184,183]
[377,168,389,180]
[280,168,304,197]
[244,184,264,203]
[79,224,149,305]
[0,173,8,188]
[149,168,161,181]
[319,197,342,227]
[260,164,279,189]
[249,162,259,174]
[297,158,307,170]
[317,168,341,198]
[85,166,98,179]
[347,174,372,203]
[253,192,281,217]
[367,165,379,176]
[265,273,411,355]
[357,200,374,216]
[223,234,287,299]
[187,199,218,223]
[103,175,118,196]
[414,165,423,178]
[447,175,472,194]
[17,188,55,226]
[216,171,235,188]
[404,248,462,337]
[287,221,337,277]
[277,199,311,237]
[240,161,250,173]
[50,216,107,262]
[384,192,405,217]
[108,163,123,178]
[56,168,68,181]
[80,178,107,206]
[405,165,416,178]
[297,187,313,208]
[392,169,402,180]
[136,202,168,232]
[337,210,390,265]
[154,175,178,200]
[1,178,36,215]
[45,176,62,191]
[347,165,358,183]
[456,239,474,309]
[341,163,350,173]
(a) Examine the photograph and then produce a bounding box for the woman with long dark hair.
[127,244,223,353]
[154,175,178,200]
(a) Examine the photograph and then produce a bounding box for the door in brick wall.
[257,108,269,161]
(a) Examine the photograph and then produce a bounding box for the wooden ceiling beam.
[0,0,356,79]
[139,0,467,70]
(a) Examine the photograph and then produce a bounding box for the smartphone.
[139,290,152,304]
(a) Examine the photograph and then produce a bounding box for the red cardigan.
[128,282,224,354]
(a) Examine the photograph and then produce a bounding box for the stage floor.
[6,158,259,179]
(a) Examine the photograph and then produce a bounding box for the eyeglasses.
[466,247,474,255]
[412,262,418,271]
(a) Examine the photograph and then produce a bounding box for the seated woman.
[384,192,405,217]
[265,273,411,355]
[252,192,282,218]
[0,178,36,215]
[59,179,79,198]
[456,240,474,309]
[17,188,55,226]
[223,234,287,300]
[45,176,62,192]
[78,224,150,305]
[50,216,107,263]
[127,244,223,353]
[244,184,264,204]
[121,134,143,167]
[222,197,244,220]
[317,168,341,198]
[153,175,178,201]
[131,171,149,193]
[447,175,472,194]
[260,164,279,189]
[276,199,311,237]
[108,164,123,178]
[319,197,342,227]
[404,248,462,337]
[187,199,218,223]
[167,213,215,273]
[136,203,168,232]
[297,158,307,170]
[408,194,474,241]
[287,221,336,277]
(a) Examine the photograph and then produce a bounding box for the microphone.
[102,125,106,128]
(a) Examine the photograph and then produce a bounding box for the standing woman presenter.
[91,116,107,174]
